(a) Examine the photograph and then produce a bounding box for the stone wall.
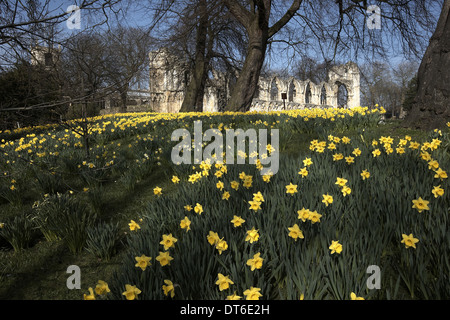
[102,48,361,114]
[249,62,360,111]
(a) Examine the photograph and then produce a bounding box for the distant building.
[147,48,361,113]
[30,45,61,69]
[100,47,361,114]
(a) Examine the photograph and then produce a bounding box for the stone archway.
[320,85,327,105]
[288,80,296,102]
[270,79,279,101]
[337,83,348,108]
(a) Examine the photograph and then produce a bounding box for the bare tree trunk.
[180,0,210,112]
[120,84,129,113]
[404,0,450,129]
[227,25,268,112]
[224,0,302,112]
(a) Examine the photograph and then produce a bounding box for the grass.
[0,115,446,300]
[0,158,173,299]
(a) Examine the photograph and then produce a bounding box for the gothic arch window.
[305,83,312,104]
[270,79,279,101]
[288,81,296,102]
[320,85,327,105]
[337,83,348,108]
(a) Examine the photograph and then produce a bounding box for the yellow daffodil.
[352,148,361,156]
[345,156,355,164]
[246,252,264,271]
[335,177,348,187]
[171,176,180,183]
[341,185,351,197]
[180,216,191,231]
[253,191,264,202]
[249,200,262,211]
[160,234,177,250]
[231,215,245,227]
[288,224,304,241]
[94,280,110,295]
[222,191,230,200]
[329,240,343,254]
[83,287,95,300]
[342,136,351,144]
[135,254,152,271]
[162,279,175,298]
[286,183,298,195]
[122,284,141,300]
[128,220,140,231]
[434,168,448,180]
[308,210,322,224]
[322,194,333,206]
[333,153,344,161]
[350,292,365,300]
[401,233,419,249]
[216,181,224,190]
[207,231,220,246]
[361,169,370,180]
[245,227,260,243]
[409,141,420,149]
[226,292,242,300]
[243,287,262,300]
[372,149,381,157]
[428,160,439,170]
[420,151,432,161]
[432,185,444,198]
[412,197,430,213]
[216,273,234,291]
[303,157,313,166]
[215,238,228,254]
[194,203,203,214]
[153,186,162,196]
[298,167,308,177]
[297,208,310,222]
[155,251,173,266]
[243,176,253,188]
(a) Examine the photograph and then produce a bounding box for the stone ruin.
[105,48,361,114]
[250,62,361,112]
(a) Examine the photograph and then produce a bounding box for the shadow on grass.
[0,162,175,300]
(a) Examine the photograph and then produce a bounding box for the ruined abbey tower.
[148,48,361,113]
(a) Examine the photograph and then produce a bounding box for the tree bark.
[404,0,450,129]
[227,24,268,112]
[224,0,302,112]
[180,0,210,112]
[120,84,128,113]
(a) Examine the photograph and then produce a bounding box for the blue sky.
[5,1,441,74]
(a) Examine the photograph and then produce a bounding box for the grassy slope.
[0,119,431,300]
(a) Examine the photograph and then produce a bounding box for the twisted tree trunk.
[226,18,268,112]
[224,0,302,112]
[180,0,210,112]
